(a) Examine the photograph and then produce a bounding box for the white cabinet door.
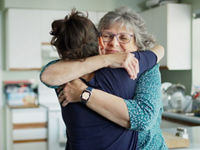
[40,10,68,65]
[140,4,191,70]
[6,9,42,70]
[192,18,200,86]
[0,11,2,106]
[13,142,47,150]
[41,10,107,43]
[6,106,48,150]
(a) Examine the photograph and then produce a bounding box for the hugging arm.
[40,45,164,87]
[151,45,164,63]
[124,64,161,130]
[60,65,162,129]
[86,65,161,129]
[40,53,139,87]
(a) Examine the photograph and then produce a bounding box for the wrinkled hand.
[57,79,87,107]
[107,52,139,79]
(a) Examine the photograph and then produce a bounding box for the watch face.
[82,91,90,100]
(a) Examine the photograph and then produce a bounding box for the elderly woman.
[41,7,167,150]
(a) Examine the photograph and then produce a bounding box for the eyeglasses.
[100,32,134,44]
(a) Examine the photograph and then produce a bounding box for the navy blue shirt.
[60,51,157,150]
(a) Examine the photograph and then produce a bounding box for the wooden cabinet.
[6,106,48,150]
[140,4,191,70]
[6,9,42,70]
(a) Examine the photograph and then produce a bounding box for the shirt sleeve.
[124,64,162,131]
[133,50,157,76]
[39,59,60,89]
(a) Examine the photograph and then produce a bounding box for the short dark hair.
[50,9,99,60]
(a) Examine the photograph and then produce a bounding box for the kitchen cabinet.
[40,10,106,44]
[41,10,69,44]
[140,4,191,70]
[40,10,68,65]
[5,106,48,150]
[192,18,200,86]
[6,9,42,70]
[40,10,107,66]
[6,8,106,69]
[42,103,66,150]
[0,11,2,106]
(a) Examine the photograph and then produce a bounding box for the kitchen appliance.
[161,83,192,113]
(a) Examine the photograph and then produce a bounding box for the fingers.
[62,100,69,107]
[123,53,139,79]
[128,63,137,79]
[58,90,65,103]
[57,86,69,107]
[132,57,139,75]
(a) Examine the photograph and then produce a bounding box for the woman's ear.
[98,37,105,55]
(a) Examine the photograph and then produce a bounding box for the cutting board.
[163,132,190,149]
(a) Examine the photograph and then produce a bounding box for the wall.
[0,10,5,150]
[160,69,192,95]
[182,0,200,13]
[3,0,146,12]
[0,0,3,10]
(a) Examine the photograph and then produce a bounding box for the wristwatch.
[80,87,93,105]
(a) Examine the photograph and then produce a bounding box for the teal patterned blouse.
[124,64,168,150]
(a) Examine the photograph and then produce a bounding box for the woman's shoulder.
[136,64,161,90]
[144,64,160,75]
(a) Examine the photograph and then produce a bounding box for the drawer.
[12,107,47,123]
[13,142,47,150]
[13,128,47,140]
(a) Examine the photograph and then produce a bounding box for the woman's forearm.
[150,45,164,62]
[86,89,130,128]
[85,65,161,129]
[41,55,109,86]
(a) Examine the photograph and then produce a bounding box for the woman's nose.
[108,36,120,46]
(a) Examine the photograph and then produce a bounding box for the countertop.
[162,111,200,125]
[163,126,200,150]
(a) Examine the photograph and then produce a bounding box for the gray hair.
[98,7,156,50]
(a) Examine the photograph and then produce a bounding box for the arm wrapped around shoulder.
[124,64,162,131]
